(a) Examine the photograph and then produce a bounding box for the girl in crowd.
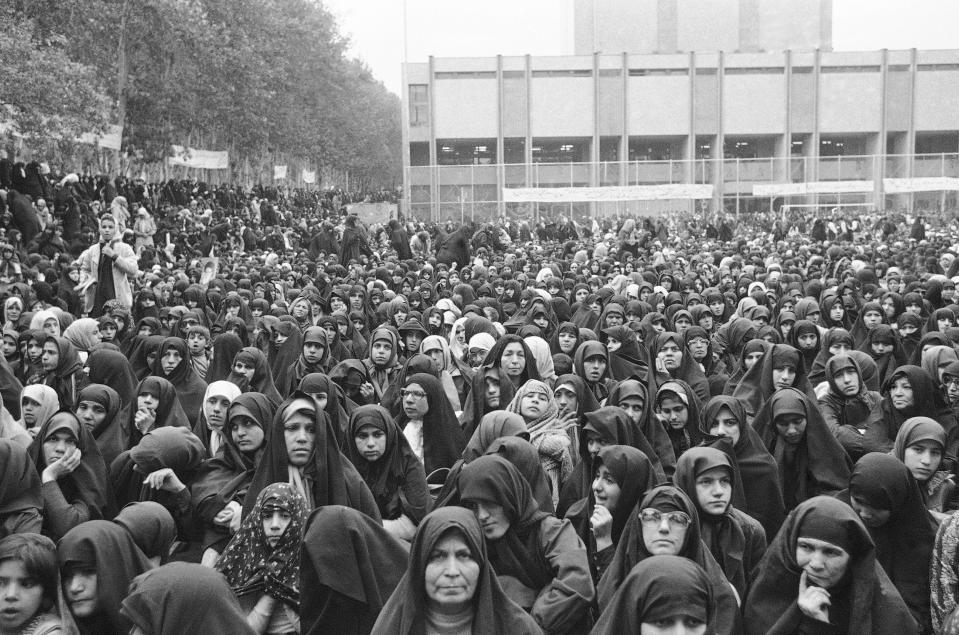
[27,410,112,540]
[150,337,207,428]
[751,387,852,511]
[672,447,767,599]
[892,416,957,521]
[243,392,381,521]
[0,533,73,634]
[817,353,886,460]
[216,483,308,634]
[191,392,275,562]
[839,452,936,632]
[591,555,715,635]
[699,395,785,538]
[346,404,430,541]
[58,520,153,635]
[565,444,659,582]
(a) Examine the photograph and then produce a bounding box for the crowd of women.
[4,169,959,633]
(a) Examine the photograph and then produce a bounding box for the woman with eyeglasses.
[457,454,594,634]
[394,373,465,476]
[596,484,742,633]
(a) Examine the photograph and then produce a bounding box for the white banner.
[274,165,288,180]
[753,181,874,196]
[301,169,316,184]
[883,177,959,193]
[346,202,397,225]
[502,184,713,202]
[167,145,229,169]
[77,124,123,151]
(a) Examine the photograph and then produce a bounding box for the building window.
[433,71,497,79]
[436,139,497,166]
[409,84,429,127]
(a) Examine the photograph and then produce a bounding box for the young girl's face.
[354,424,387,462]
[262,509,292,548]
[0,559,46,631]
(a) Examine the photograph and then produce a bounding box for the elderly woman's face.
[424,531,480,613]
[795,537,850,588]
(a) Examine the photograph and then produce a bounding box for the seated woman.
[458,454,594,633]
[191,393,275,562]
[243,391,380,520]
[892,416,957,522]
[880,365,959,457]
[607,378,676,476]
[744,496,916,634]
[58,520,153,634]
[0,533,73,634]
[193,380,241,458]
[371,506,540,634]
[18,384,59,443]
[672,446,767,599]
[420,335,467,410]
[110,426,205,544]
[459,366,515,438]
[40,336,88,410]
[565,445,659,582]
[228,346,283,405]
[590,555,714,635]
[506,379,577,509]
[653,380,703,461]
[394,373,466,477]
[482,437,556,514]
[300,505,409,634]
[699,395,785,540]
[732,343,814,421]
[596,484,741,632]
[26,410,112,540]
[75,384,122,445]
[0,439,43,537]
[120,562,255,634]
[150,337,208,428]
[648,331,710,405]
[113,501,176,567]
[818,353,886,460]
[838,452,936,632]
[752,387,852,511]
[98,376,194,467]
[216,483,308,634]
[346,404,430,542]
[556,405,665,518]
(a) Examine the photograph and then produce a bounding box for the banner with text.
[502,184,713,202]
[274,165,288,180]
[167,145,229,170]
[302,169,316,184]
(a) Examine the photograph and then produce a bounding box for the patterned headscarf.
[215,482,308,608]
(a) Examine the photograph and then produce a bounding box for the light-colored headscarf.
[421,335,462,411]
[19,384,60,436]
[202,380,242,456]
[524,336,556,385]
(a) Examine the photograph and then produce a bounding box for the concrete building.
[401,6,959,221]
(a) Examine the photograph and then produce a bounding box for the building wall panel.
[433,79,499,138]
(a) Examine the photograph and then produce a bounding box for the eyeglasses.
[945,378,959,390]
[639,508,692,528]
[400,389,427,400]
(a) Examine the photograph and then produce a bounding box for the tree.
[0,6,110,142]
